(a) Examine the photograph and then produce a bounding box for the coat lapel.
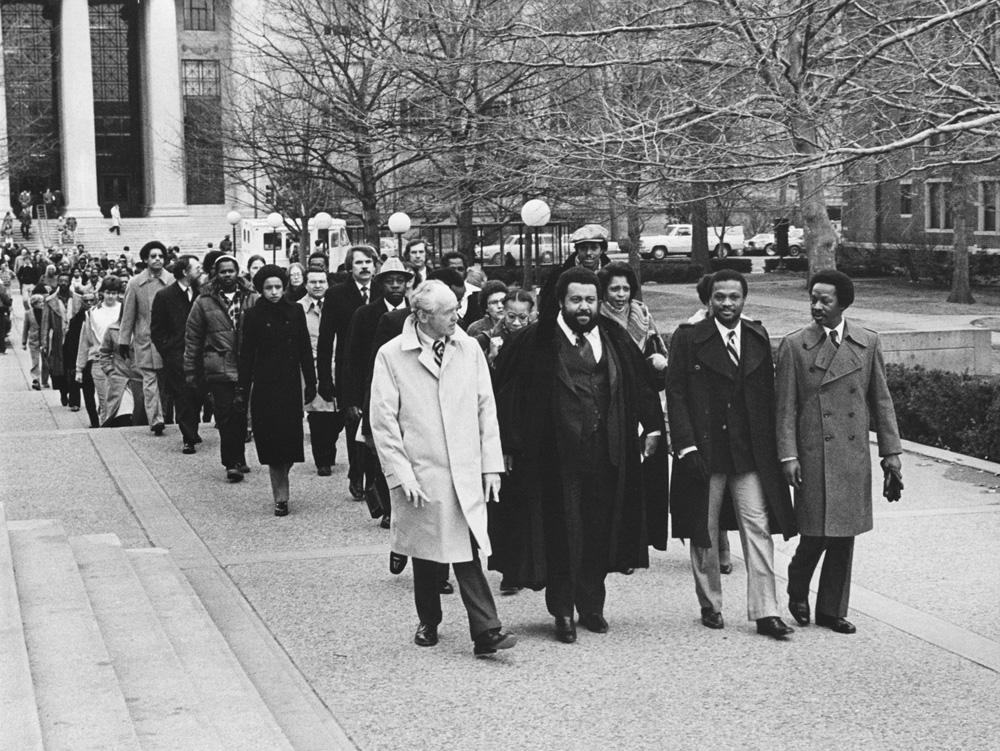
[805,322,864,385]
[692,318,734,381]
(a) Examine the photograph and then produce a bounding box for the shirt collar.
[714,317,741,344]
[384,298,406,312]
[824,319,846,342]
[556,312,599,345]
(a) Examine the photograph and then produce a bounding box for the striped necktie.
[726,330,739,368]
[433,339,445,368]
[829,330,839,348]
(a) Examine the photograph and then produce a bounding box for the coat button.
[824,435,833,441]
[850,387,857,393]
[823,412,831,417]
[848,435,855,441]
[848,412,855,417]
[809,366,816,373]
[694,365,701,371]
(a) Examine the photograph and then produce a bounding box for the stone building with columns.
[0,0,231,219]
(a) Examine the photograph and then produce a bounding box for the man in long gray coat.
[776,269,902,634]
[118,241,168,434]
[369,280,516,657]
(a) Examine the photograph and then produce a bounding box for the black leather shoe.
[816,613,856,634]
[349,480,365,500]
[414,623,438,647]
[182,441,196,455]
[317,465,332,476]
[756,616,794,639]
[389,552,408,575]
[379,515,390,529]
[237,463,251,474]
[579,612,609,634]
[719,562,733,575]
[473,628,517,656]
[788,598,811,626]
[700,608,724,629]
[499,578,521,596]
[439,580,454,595]
[226,466,243,483]
[192,435,203,444]
[554,616,576,643]
[274,501,289,517]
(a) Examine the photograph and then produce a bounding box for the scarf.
[601,299,653,350]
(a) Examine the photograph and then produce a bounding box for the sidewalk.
[2,289,999,750]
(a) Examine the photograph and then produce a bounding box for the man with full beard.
[152,254,203,454]
[490,267,665,644]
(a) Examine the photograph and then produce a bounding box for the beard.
[561,308,598,334]
[384,291,405,307]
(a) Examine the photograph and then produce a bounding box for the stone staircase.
[32,208,238,259]
[0,504,295,751]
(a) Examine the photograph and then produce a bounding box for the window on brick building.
[183,0,215,31]
[925,181,953,231]
[899,181,913,216]
[980,180,999,233]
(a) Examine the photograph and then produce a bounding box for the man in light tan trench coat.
[370,280,517,657]
[776,269,902,635]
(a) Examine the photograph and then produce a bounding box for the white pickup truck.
[640,224,745,259]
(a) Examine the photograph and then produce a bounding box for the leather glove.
[303,384,317,405]
[318,380,334,402]
[680,450,709,482]
[117,344,130,360]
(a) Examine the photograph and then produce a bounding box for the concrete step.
[66,214,234,259]
[0,504,44,751]
[70,535,225,751]
[127,548,295,751]
[8,519,141,751]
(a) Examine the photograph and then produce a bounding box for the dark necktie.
[830,330,839,348]
[726,330,739,368]
[433,339,445,368]
[316,298,323,313]
[360,286,368,304]
[575,332,595,364]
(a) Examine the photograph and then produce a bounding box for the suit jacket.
[316,279,377,398]
[342,300,408,409]
[150,282,194,367]
[119,268,169,369]
[666,317,796,546]
[775,321,901,537]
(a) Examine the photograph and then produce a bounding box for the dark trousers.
[209,382,246,468]
[413,546,499,640]
[158,370,175,423]
[80,362,99,427]
[787,535,855,618]
[343,409,367,485]
[307,411,339,467]
[160,361,200,443]
[544,456,616,619]
[67,370,81,409]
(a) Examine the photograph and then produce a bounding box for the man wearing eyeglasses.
[118,240,169,435]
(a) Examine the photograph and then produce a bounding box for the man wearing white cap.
[539,224,612,317]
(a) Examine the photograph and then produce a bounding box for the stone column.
[140,0,187,216]
[0,24,11,212]
[58,0,102,217]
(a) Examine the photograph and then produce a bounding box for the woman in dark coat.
[238,265,317,516]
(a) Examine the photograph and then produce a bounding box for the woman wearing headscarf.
[238,265,317,516]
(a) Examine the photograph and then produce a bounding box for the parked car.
[742,227,805,256]
[640,224,745,259]
[477,233,621,265]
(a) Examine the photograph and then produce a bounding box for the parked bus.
[236,216,352,269]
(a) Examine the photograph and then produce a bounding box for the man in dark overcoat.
[317,244,379,500]
[775,269,902,634]
[666,269,797,639]
[491,267,665,644]
[151,254,203,454]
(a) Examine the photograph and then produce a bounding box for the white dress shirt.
[556,313,603,362]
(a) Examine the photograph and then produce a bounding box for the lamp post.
[266,211,284,264]
[520,199,550,289]
[226,210,241,255]
[387,211,411,257]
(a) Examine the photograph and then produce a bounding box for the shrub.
[639,259,704,284]
[710,258,752,274]
[837,244,1000,286]
[763,257,809,273]
[885,364,1000,461]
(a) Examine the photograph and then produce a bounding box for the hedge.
[837,244,1000,285]
[763,257,809,273]
[483,256,750,287]
[885,364,1000,461]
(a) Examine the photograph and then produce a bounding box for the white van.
[236,216,351,269]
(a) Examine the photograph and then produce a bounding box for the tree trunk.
[691,198,710,271]
[947,163,975,304]
[797,164,837,273]
[456,191,477,261]
[624,177,643,297]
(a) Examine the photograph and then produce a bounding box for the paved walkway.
[2,288,999,750]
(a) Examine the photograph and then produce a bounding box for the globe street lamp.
[387,211,411,257]
[520,199,550,289]
[266,211,284,264]
[226,210,241,255]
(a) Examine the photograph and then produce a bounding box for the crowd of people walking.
[3,223,904,658]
